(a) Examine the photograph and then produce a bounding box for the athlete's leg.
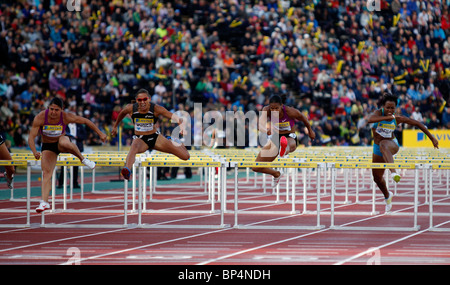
[40,150,58,202]
[57,136,84,160]
[0,143,14,187]
[372,153,389,199]
[58,136,96,168]
[252,140,279,178]
[121,138,149,180]
[125,138,149,170]
[379,139,400,181]
[284,137,297,156]
[153,134,190,160]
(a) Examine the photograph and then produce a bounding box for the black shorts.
[269,133,298,148]
[133,132,159,150]
[0,134,4,146]
[42,142,60,155]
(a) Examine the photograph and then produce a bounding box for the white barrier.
[229,161,325,230]
[2,148,450,231]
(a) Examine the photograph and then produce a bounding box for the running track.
[1,169,450,267]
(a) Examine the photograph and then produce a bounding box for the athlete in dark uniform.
[111,89,190,180]
[0,134,14,189]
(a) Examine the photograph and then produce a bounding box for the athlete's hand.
[111,127,117,137]
[308,129,316,140]
[432,137,439,149]
[33,152,41,160]
[100,133,108,143]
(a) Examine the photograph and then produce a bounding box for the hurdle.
[329,162,422,231]
[428,163,450,232]
[0,160,32,228]
[0,157,134,228]
[229,161,325,230]
[2,147,449,230]
[135,159,228,229]
[37,159,133,228]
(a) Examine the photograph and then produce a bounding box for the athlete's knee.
[41,168,53,180]
[373,175,384,185]
[7,166,15,175]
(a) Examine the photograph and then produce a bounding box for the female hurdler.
[111,89,190,180]
[252,95,315,187]
[28,97,108,213]
[367,92,439,212]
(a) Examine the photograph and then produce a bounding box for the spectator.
[0,0,447,152]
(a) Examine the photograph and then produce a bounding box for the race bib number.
[135,118,154,132]
[42,125,64,137]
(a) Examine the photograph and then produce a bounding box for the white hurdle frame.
[329,162,422,231]
[428,164,450,232]
[229,161,325,230]
[2,151,449,231]
[0,159,133,229]
[135,160,228,229]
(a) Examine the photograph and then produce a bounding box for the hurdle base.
[428,226,450,232]
[137,223,230,229]
[0,224,31,228]
[38,223,137,229]
[329,225,421,231]
[233,224,326,230]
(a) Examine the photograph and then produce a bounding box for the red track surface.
[1,170,450,266]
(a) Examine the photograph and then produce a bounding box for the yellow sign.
[402,129,450,148]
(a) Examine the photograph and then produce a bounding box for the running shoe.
[121,167,131,180]
[82,158,96,169]
[36,200,50,213]
[4,172,13,189]
[273,172,283,189]
[391,172,401,183]
[279,136,288,157]
[385,191,394,212]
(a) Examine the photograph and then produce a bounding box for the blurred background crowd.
[0,0,449,151]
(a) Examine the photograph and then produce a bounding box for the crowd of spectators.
[0,0,449,151]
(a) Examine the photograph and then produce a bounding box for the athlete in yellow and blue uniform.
[372,107,399,157]
[368,92,439,212]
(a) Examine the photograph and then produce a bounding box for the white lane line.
[334,220,450,265]
[58,228,232,265]
[0,228,129,254]
[196,228,331,265]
